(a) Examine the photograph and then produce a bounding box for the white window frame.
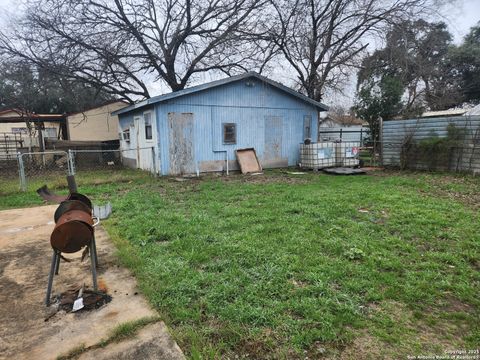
[143,111,154,142]
[122,128,130,143]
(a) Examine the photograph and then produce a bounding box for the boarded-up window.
[144,113,152,140]
[223,123,236,144]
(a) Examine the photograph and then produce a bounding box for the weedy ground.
[1,169,479,359]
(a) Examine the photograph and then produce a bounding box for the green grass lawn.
[1,169,479,359]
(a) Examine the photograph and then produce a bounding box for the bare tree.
[270,0,432,102]
[0,0,272,102]
[325,105,364,126]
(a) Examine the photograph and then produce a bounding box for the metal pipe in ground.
[17,152,26,192]
[66,175,78,193]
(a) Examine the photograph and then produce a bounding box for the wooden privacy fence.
[382,116,480,174]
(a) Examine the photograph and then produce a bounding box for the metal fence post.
[68,149,76,176]
[17,152,26,191]
[379,117,384,166]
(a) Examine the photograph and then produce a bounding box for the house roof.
[0,109,66,123]
[465,103,480,116]
[421,109,467,118]
[112,72,329,116]
[67,100,129,117]
[322,115,367,126]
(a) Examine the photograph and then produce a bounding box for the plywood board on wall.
[264,116,283,161]
[235,148,262,174]
[168,112,195,175]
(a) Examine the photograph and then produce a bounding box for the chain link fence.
[318,128,380,166]
[69,149,123,173]
[17,151,71,191]
[8,147,156,191]
[71,147,157,173]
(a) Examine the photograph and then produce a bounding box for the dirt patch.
[337,330,387,360]
[0,205,184,360]
[421,177,480,210]
[312,299,474,360]
[372,170,480,209]
[370,301,467,353]
[438,295,474,314]
[289,278,308,289]
[161,171,310,196]
[215,171,310,185]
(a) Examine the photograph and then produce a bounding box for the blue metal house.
[113,72,328,175]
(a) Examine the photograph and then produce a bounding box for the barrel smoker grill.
[45,194,99,306]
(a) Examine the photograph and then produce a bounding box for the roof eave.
[113,72,329,115]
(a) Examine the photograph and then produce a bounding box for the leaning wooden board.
[235,148,263,174]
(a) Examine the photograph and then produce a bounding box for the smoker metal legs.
[45,250,59,306]
[90,239,98,291]
[92,234,99,267]
[45,240,99,306]
[54,252,60,275]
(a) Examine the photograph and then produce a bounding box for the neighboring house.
[319,114,366,128]
[421,104,480,118]
[318,113,367,143]
[0,109,66,157]
[421,109,468,118]
[113,72,329,175]
[0,102,127,159]
[319,117,342,128]
[0,109,65,143]
[464,103,480,116]
[67,101,128,141]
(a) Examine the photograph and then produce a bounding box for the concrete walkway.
[0,205,184,360]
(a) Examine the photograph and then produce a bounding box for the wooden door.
[168,112,195,175]
[264,116,283,161]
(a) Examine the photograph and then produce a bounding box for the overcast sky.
[0,0,478,106]
[1,0,477,41]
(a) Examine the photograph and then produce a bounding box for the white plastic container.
[335,142,360,167]
[300,142,336,169]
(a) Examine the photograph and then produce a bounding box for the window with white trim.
[123,128,130,142]
[144,112,152,140]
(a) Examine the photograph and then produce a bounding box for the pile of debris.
[57,285,112,313]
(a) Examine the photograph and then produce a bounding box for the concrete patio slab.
[0,205,184,360]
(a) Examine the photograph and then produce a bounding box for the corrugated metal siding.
[150,78,319,175]
[164,77,316,110]
[118,78,321,175]
[382,116,480,172]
